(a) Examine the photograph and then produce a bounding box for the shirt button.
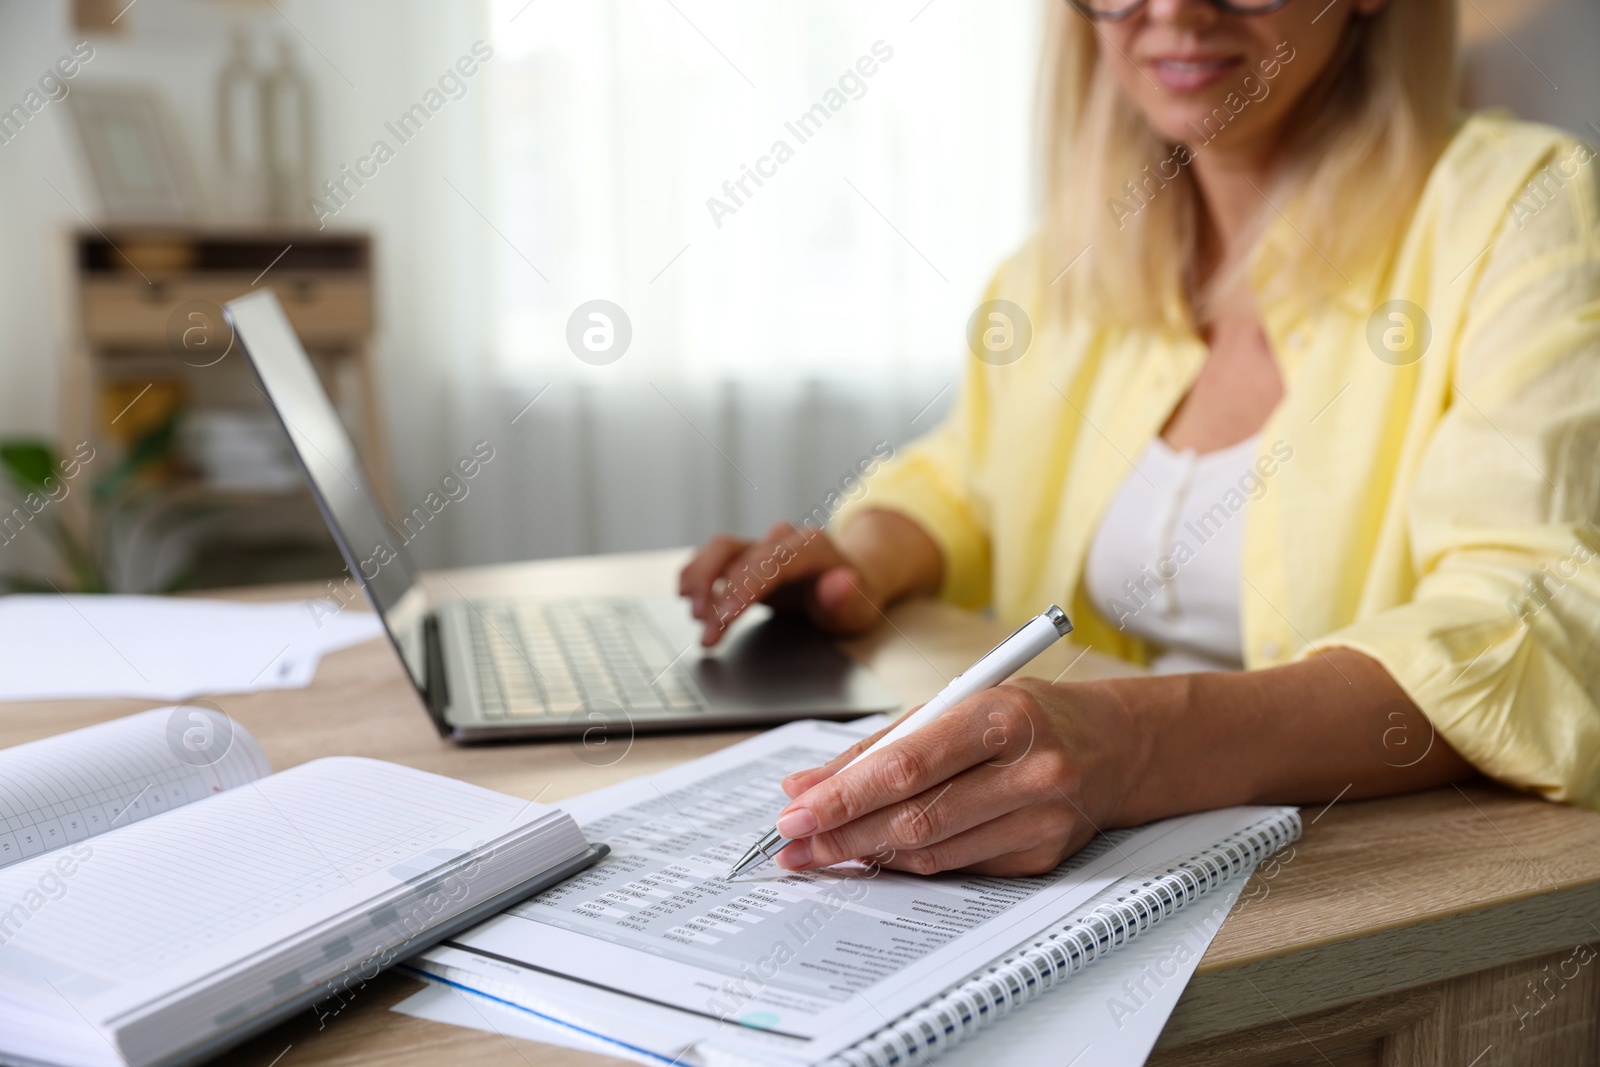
[1286,331,1307,350]
[1261,641,1282,659]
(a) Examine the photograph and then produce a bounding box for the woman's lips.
[1148,55,1244,92]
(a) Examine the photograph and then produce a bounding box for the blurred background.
[0,0,1594,594]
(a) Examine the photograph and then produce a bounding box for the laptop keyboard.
[465,599,705,720]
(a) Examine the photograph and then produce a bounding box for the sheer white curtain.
[434,0,1042,565]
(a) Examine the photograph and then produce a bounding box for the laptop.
[224,290,900,741]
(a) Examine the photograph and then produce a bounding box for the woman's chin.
[1136,105,1247,150]
[1136,109,1207,146]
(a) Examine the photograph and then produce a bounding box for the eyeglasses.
[1067,0,1292,21]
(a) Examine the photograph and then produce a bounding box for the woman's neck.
[1189,141,1279,271]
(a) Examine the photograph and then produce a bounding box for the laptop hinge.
[420,613,452,738]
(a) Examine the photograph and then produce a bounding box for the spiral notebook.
[411,718,1300,1066]
[827,813,1297,1066]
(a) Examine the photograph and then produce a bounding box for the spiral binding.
[824,808,1302,1067]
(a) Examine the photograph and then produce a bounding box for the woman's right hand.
[678,522,889,647]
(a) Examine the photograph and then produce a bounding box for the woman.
[680,0,1600,877]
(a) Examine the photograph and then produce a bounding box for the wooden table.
[4,549,1597,1066]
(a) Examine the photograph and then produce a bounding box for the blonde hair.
[1038,0,1460,330]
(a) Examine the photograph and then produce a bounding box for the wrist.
[1082,673,1189,828]
[832,509,940,607]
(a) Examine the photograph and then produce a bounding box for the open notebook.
[0,708,603,1067]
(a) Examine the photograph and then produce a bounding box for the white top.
[1082,434,1260,673]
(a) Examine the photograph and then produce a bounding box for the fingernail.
[776,808,817,838]
[776,839,812,869]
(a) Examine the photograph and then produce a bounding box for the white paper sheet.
[407,718,1282,1066]
[393,879,1246,1067]
[936,880,1245,1067]
[0,595,383,701]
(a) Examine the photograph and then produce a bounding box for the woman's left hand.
[773,678,1143,877]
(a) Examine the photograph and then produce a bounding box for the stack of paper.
[0,595,383,701]
[397,877,1246,1066]
[398,718,1289,1066]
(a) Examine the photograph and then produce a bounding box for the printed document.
[415,718,1271,1065]
[397,879,1245,1067]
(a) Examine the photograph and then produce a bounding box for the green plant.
[0,439,103,592]
[0,413,199,593]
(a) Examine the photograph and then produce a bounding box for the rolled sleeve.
[1305,149,1600,807]
[838,432,994,611]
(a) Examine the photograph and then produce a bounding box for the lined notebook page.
[0,758,543,990]
[0,708,269,869]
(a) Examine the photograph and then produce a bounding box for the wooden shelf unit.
[64,228,386,587]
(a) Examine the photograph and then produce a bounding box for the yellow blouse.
[840,113,1600,809]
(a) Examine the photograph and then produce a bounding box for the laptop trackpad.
[691,610,892,714]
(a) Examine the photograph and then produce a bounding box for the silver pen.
[725,605,1073,879]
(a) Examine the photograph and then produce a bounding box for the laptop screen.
[224,290,430,694]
